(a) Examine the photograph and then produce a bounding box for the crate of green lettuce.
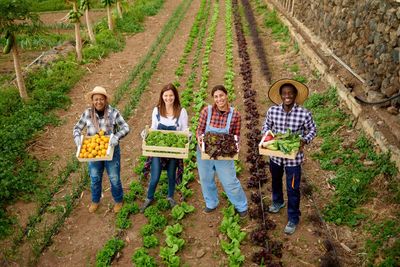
[142,126,189,159]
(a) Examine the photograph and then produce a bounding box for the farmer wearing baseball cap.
[262,79,317,234]
[73,86,130,213]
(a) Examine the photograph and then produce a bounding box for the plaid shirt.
[262,104,316,166]
[196,104,241,138]
[73,105,129,140]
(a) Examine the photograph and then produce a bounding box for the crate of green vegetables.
[142,126,189,159]
[258,130,299,159]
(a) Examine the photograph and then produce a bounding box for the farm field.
[0,0,399,266]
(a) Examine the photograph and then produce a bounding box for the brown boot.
[113,202,123,213]
[89,202,99,213]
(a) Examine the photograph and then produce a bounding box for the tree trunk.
[73,2,82,62]
[107,6,113,31]
[75,22,83,62]
[116,0,123,18]
[12,44,28,100]
[85,9,96,43]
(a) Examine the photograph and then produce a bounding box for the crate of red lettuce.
[201,132,239,160]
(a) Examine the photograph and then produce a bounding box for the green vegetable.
[3,35,14,54]
[146,131,188,148]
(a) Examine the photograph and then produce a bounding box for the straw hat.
[85,86,111,103]
[268,79,309,105]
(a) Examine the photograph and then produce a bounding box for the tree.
[0,0,40,100]
[80,0,96,43]
[116,0,123,18]
[101,0,116,31]
[66,0,83,62]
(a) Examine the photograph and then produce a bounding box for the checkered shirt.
[196,105,241,138]
[73,105,129,140]
[262,104,316,166]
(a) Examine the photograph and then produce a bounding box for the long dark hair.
[158,83,181,118]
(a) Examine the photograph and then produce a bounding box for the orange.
[99,130,105,136]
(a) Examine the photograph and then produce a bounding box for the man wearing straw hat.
[262,79,316,234]
[73,86,130,213]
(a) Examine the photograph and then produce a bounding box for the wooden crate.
[76,134,115,162]
[258,135,298,160]
[200,136,239,160]
[142,128,189,159]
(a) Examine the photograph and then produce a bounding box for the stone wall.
[280,0,400,107]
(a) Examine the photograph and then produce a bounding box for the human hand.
[140,129,147,140]
[110,135,119,147]
[74,136,81,148]
[299,140,306,152]
[197,135,203,147]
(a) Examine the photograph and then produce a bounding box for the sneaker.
[113,202,123,213]
[268,202,285,213]
[238,210,248,218]
[203,206,217,213]
[89,202,99,213]
[284,221,297,235]
[167,197,177,207]
[140,198,153,213]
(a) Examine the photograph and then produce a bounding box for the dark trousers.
[269,159,301,224]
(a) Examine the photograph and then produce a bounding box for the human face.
[280,86,297,106]
[92,94,106,111]
[162,89,175,107]
[213,90,228,110]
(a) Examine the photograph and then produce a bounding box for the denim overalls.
[196,105,248,212]
[146,109,180,200]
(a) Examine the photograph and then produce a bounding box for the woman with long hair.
[141,83,188,212]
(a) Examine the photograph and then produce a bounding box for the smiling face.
[162,89,175,107]
[280,85,297,107]
[92,94,107,111]
[213,89,229,110]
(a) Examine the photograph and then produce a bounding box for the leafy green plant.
[304,87,398,227]
[96,238,124,267]
[143,234,159,248]
[132,248,157,267]
[171,202,195,220]
[365,220,400,266]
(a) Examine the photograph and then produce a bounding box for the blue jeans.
[88,145,123,203]
[196,149,248,212]
[147,157,177,200]
[269,159,301,224]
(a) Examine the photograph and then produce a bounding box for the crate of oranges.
[76,131,114,162]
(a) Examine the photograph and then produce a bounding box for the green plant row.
[28,165,90,266]
[220,205,246,266]
[97,0,200,264]
[132,1,213,264]
[121,0,193,118]
[176,0,211,199]
[304,87,398,265]
[252,0,290,53]
[6,156,80,252]
[224,0,235,101]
